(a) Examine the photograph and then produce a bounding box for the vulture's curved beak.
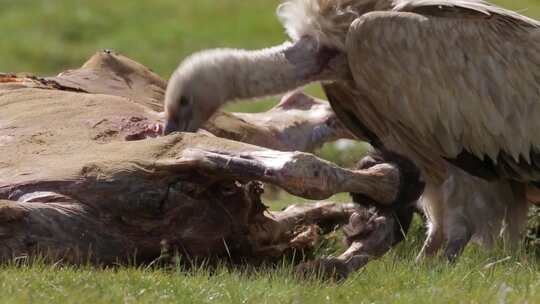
[163,119,179,135]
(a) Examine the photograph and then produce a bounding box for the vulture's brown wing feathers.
[344,1,540,182]
[322,82,379,146]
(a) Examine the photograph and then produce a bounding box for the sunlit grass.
[0,231,538,304]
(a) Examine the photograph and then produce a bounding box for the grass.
[1,200,538,304]
[0,231,538,303]
[1,0,540,302]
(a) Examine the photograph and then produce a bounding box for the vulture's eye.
[179,96,190,107]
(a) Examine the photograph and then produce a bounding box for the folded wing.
[345,0,540,181]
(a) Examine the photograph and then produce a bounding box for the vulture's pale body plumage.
[279,0,535,258]
[165,0,537,259]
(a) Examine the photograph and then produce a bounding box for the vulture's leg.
[417,183,445,261]
[439,171,481,262]
[418,175,474,262]
[443,217,472,263]
[503,182,529,251]
[441,174,530,262]
[417,228,445,261]
[421,168,528,262]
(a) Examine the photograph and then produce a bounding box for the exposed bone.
[296,209,398,280]
[248,202,363,257]
[177,148,400,202]
[295,150,424,280]
[206,91,355,152]
[271,202,362,232]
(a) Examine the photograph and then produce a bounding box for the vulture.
[164,0,537,260]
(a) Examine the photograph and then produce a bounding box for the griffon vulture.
[164,0,536,260]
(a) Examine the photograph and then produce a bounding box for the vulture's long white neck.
[213,38,345,103]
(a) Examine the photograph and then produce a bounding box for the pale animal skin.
[165,0,539,260]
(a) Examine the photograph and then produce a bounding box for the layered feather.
[279,0,540,182]
[345,1,540,181]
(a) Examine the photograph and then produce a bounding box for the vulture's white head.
[164,50,230,134]
[164,0,356,135]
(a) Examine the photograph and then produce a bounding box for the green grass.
[1,0,540,302]
[2,0,539,76]
[0,199,537,304]
[0,231,538,304]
